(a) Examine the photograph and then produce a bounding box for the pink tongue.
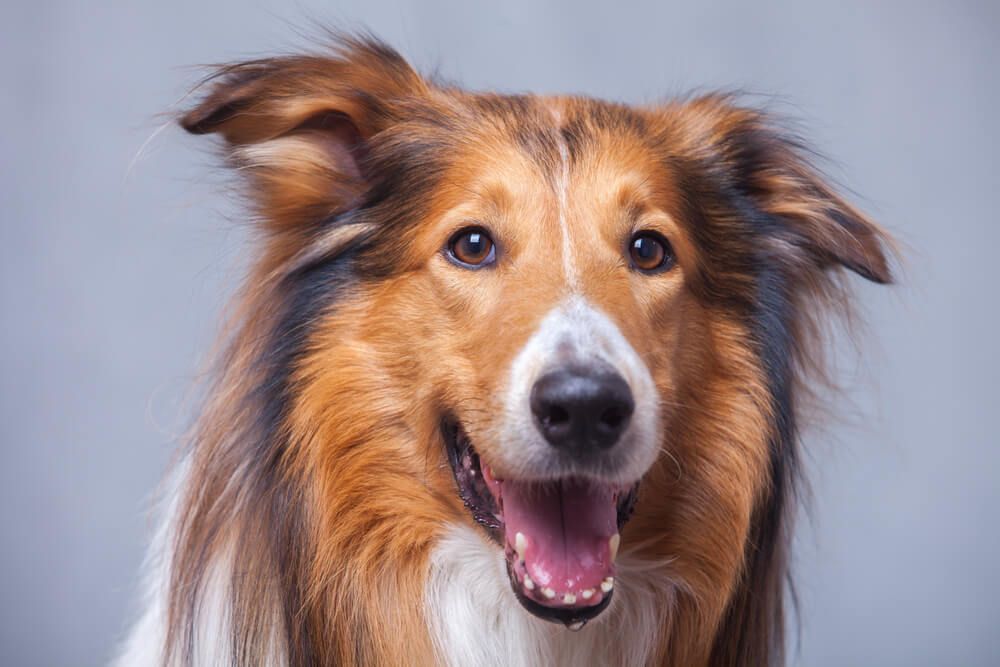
[500,478,618,596]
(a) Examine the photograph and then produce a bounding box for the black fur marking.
[252,252,358,444]
[231,248,359,665]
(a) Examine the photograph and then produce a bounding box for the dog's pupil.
[465,233,483,256]
[632,236,664,268]
[459,232,489,262]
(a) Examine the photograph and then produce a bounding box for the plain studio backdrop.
[2,1,997,665]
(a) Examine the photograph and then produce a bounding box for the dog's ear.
[180,37,428,230]
[667,96,894,284]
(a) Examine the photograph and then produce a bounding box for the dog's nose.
[530,366,634,453]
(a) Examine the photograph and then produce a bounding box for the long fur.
[116,34,894,667]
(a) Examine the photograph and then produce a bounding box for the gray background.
[2,1,997,665]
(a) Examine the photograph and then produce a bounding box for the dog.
[115,34,893,666]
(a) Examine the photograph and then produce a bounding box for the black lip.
[442,418,502,539]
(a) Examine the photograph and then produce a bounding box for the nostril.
[599,406,626,430]
[544,404,569,427]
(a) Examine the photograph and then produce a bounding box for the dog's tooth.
[581,588,594,600]
[568,621,585,631]
[515,532,527,560]
[609,533,620,562]
[523,575,535,591]
[600,577,614,593]
[562,593,577,605]
[541,587,556,600]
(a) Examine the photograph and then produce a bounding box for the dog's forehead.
[464,94,653,168]
[444,94,665,222]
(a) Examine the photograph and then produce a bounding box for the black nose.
[530,366,634,453]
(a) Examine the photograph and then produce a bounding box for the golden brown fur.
[156,34,894,666]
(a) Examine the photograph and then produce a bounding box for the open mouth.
[443,419,639,630]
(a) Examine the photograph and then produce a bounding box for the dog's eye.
[628,232,675,273]
[447,227,496,268]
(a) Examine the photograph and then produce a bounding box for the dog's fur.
[116,35,893,667]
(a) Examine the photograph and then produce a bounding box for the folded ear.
[180,36,428,230]
[677,96,894,284]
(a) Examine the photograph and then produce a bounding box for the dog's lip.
[442,418,639,628]
[443,419,503,539]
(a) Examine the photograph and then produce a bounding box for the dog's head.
[180,36,891,652]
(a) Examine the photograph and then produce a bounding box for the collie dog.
[117,35,893,666]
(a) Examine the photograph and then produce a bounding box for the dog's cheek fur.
[282,259,564,662]
[280,286,450,665]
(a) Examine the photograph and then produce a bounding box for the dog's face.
[182,39,891,638]
[387,113,699,623]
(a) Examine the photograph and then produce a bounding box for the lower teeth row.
[524,577,614,604]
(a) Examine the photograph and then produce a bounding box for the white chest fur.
[425,524,675,667]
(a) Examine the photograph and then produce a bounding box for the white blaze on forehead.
[546,102,580,292]
[554,127,580,290]
[497,296,661,484]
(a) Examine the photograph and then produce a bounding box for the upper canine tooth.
[601,577,614,593]
[515,532,527,559]
[563,593,577,605]
[609,533,620,562]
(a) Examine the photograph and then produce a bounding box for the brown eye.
[629,232,675,273]
[447,227,496,268]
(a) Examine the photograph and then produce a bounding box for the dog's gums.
[443,419,638,628]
